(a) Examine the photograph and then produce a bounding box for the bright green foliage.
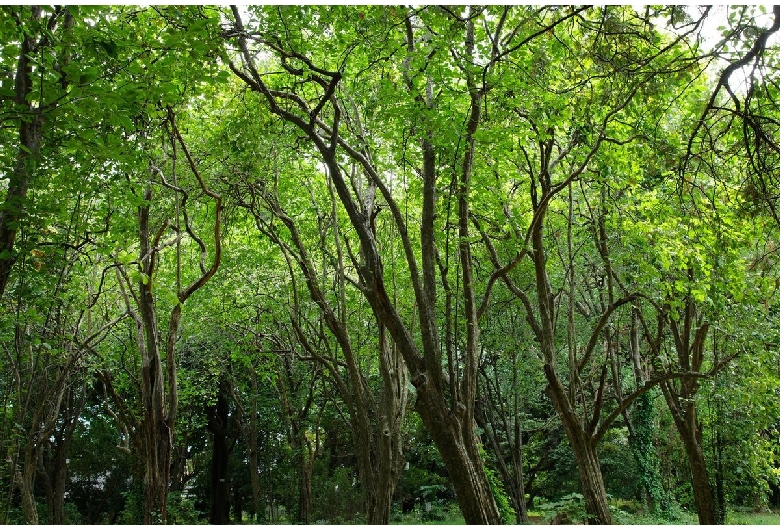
[2,4,780,525]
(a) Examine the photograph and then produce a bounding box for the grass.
[726,508,780,525]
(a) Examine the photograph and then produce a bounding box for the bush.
[537,493,588,524]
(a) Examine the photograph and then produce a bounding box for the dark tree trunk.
[135,187,172,524]
[530,199,612,525]
[17,445,39,525]
[545,367,612,525]
[414,383,502,524]
[298,459,313,524]
[248,370,262,521]
[0,6,43,299]
[42,384,85,524]
[129,131,222,523]
[208,386,231,525]
[662,382,718,525]
[660,304,719,525]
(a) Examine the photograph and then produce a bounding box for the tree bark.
[660,302,718,525]
[17,445,39,525]
[42,383,85,524]
[414,380,501,524]
[544,366,612,524]
[119,116,222,523]
[207,385,231,525]
[227,8,500,523]
[0,6,43,299]
[136,188,171,524]
[661,381,717,524]
[298,456,313,525]
[529,195,613,524]
[248,370,262,521]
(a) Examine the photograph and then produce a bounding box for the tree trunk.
[298,459,313,524]
[414,384,503,524]
[365,326,407,525]
[136,189,171,524]
[208,386,231,525]
[17,445,39,525]
[0,7,43,299]
[43,384,84,524]
[662,383,718,524]
[570,435,611,525]
[248,370,262,522]
[545,367,612,524]
[661,306,718,525]
[683,421,717,525]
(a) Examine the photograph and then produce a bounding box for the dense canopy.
[1,5,780,525]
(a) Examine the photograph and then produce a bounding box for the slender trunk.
[511,448,529,523]
[44,387,83,524]
[0,7,43,299]
[662,309,717,524]
[208,386,231,525]
[298,458,312,524]
[534,196,611,524]
[662,383,717,524]
[475,377,529,523]
[17,445,39,525]
[48,446,69,524]
[365,325,407,525]
[137,189,170,524]
[248,370,262,521]
[545,367,612,524]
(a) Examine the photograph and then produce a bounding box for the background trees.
[1,5,780,525]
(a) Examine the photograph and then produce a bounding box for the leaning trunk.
[662,385,718,525]
[415,385,503,524]
[545,366,612,524]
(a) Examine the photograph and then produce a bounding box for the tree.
[222,6,605,522]
[0,6,74,298]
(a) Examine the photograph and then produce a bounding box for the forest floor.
[389,505,780,525]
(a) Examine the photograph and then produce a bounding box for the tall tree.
[222,6,603,522]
